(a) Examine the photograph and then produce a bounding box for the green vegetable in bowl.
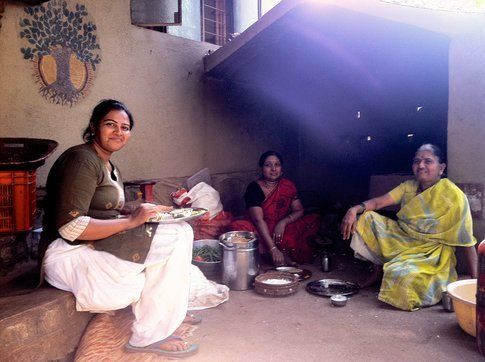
[193,245,221,262]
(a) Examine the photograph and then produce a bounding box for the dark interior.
[206,4,450,208]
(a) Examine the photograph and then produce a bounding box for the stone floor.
[185,253,482,361]
[1,252,482,361]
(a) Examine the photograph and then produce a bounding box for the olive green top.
[40,144,153,264]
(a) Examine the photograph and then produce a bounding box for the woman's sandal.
[184,313,202,325]
[125,335,198,358]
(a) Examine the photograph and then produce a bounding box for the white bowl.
[447,279,476,337]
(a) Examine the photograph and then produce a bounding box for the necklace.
[264,179,277,185]
[262,179,278,190]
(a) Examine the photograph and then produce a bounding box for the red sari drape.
[230,178,320,263]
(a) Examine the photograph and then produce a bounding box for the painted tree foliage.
[19,1,101,105]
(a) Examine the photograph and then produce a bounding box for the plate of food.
[306,279,359,297]
[274,266,312,282]
[147,207,207,224]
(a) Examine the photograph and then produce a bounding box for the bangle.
[270,246,277,251]
[358,202,366,214]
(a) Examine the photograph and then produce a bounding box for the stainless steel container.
[320,251,330,272]
[442,290,454,312]
[219,231,260,290]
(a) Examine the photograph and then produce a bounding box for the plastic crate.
[0,170,36,233]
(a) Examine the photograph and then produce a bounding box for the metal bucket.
[219,231,260,290]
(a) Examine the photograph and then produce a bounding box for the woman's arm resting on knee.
[273,199,304,238]
[248,206,284,265]
[462,245,478,279]
[340,193,397,240]
[286,199,304,224]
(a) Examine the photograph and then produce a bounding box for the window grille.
[202,0,233,46]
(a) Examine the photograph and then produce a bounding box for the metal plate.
[147,207,207,224]
[306,279,359,297]
[275,267,312,282]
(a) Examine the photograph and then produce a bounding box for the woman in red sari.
[230,151,320,265]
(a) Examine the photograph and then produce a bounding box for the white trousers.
[43,222,194,347]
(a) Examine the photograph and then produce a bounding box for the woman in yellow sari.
[340,144,477,311]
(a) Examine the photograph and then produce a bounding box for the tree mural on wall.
[19,0,101,106]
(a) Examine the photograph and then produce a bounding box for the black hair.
[258,150,283,167]
[82,99,134,143]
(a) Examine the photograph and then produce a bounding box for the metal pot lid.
[220,231,258,249]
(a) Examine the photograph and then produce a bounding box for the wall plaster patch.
[19,0,101,106]
[0,0,5,33]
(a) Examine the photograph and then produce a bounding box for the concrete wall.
[0,0,280,189]
[447,32,485,240]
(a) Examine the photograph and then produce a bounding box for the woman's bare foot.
[359,265,383,288]
[157,337,191,352]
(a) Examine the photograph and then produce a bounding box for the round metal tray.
[306,279,359,297]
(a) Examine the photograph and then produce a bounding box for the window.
[131,0,182,27]
[202,0,233,46]
[258,0,281,18]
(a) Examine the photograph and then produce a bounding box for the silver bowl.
[192,239,221,280]
[330,294,348,307]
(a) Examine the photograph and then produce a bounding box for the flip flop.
[125,335,198,358]
[184,313,202,325]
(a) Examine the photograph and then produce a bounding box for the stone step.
[0,286,93,361]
